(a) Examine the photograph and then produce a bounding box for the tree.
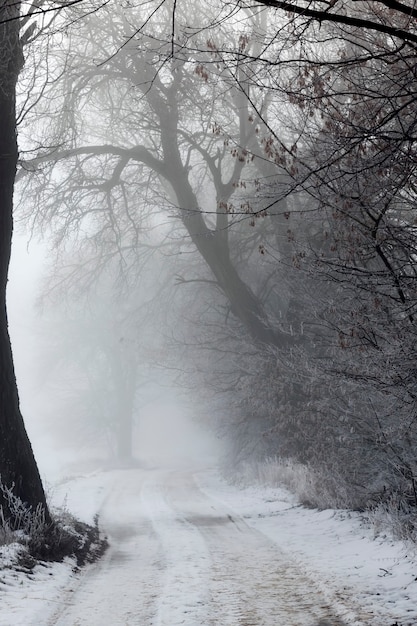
[35,252,169,463]
[235,4,417,504]
[18,0,417,513]
[14,0,357,495]
[0,0,51,525]
[18,0,297,349]
[0,0,110,529]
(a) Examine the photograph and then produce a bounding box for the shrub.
[0,481,108,567]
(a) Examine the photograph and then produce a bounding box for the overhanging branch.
[245,0,417,44]
[17,144,168,179]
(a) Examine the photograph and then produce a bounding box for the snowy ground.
[198,470,417,626]
[0,464,416,625]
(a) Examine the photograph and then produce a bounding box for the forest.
[1,0,417,546]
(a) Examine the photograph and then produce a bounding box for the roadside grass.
[0,482,108,571]
[228,457,417,544]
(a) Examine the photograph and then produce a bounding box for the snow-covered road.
[46,469,347,626]
[3,465,416,625]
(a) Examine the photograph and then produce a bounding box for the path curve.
[46,469,353,626]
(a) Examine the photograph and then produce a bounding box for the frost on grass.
[226,457,417,543]
[0,480,108,571]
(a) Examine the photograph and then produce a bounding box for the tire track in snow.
[141,473,212,626]
[43,468,365,625]
[164,471,350,626]
[46,470,162,626]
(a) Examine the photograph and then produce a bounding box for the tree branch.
[17,144,168,179]
[245,0,417,44]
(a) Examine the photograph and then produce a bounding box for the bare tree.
[18,0,417,513]
[0,0,52,525]
[35,248,171,462]
[0,0,110,532]
[237,7,417,504]
[18,0,297,348]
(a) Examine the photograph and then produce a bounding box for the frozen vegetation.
[0,0,417,624]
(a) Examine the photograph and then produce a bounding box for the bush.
[0,481,108,567]
[366,492,417,544]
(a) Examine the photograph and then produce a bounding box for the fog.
[7,1,283,494]
[0,9,416,614]
[7,233,223,484]
[9,0,413,522]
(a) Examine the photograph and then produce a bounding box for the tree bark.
[169,171,292,348]
[0,1,50,525]
[155,93,291,348]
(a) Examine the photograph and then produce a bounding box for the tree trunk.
[156,87,290,348]
[111,345,136,462]
[0,1,50,525]
[171,174,292,348]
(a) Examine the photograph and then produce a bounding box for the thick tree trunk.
[0,1,50,525]
[171,175,292,348]
[157,91,292,349]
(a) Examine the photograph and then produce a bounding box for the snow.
[197,470,417,626]
[0,470,118,626]
[0,465,416,625]
[140,475,212,626]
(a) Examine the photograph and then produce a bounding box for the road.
[46,469,348,626]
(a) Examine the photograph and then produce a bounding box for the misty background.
[4,0,417,533]
[7,232,222,481]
